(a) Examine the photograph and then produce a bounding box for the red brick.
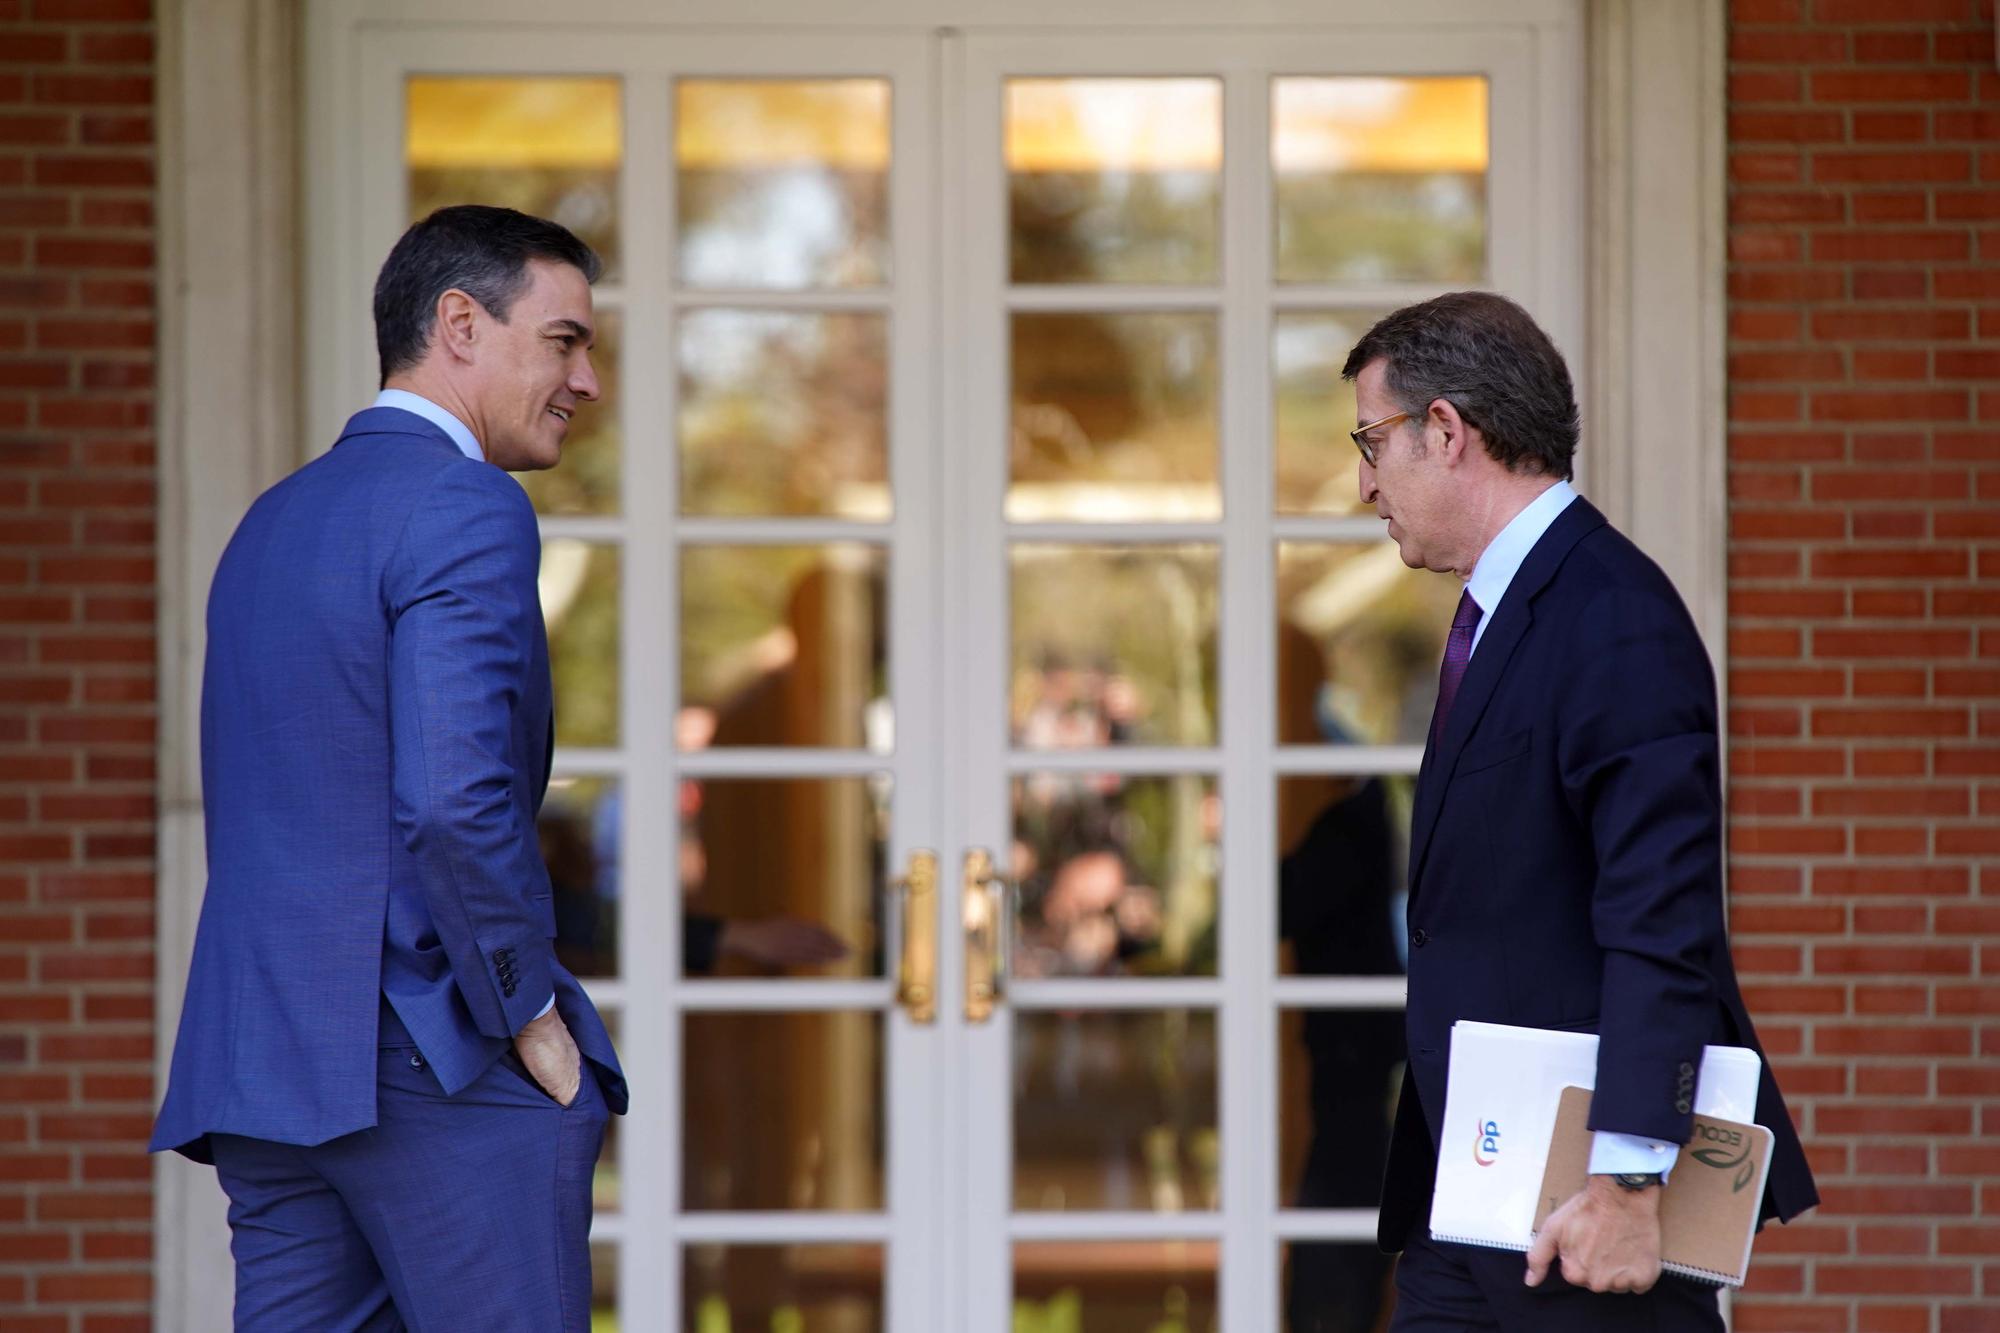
[1811,70,1971,103]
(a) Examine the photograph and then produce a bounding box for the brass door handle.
[895,850,937,1025]
[963,847,1010,1024]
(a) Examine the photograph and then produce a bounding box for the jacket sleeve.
[385,463,557,1039]
[1557,585,1726,1145]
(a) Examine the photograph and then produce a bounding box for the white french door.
[307,6,1583,1328]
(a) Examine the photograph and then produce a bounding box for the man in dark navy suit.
[1342,293,1817,1330]
[153,206,625,1330]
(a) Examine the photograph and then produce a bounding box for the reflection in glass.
[1281,1241,1399,1333]
[678,310,889,519]
[542,541,620,748]
[1014,1241,1218,1333]
[1014,1010,1218,1212]
[1274,310,1388,517]
[1273,76,1487,285]
[406,77,621,274]
[679,544,888,751]
[1006,78,1221,284]
[1276,776,1411,980]
[1276,543,1462,748]
[1012,774,1217,979]
[540,777,620,979]
[683,1244,883,1332]
[682,776,889,979]
[1009,313,1219,522]
[677,80,890,289]
[522,308,621,518]
[683,1011,882,1212]
[593,1011,622,1213]
[592,1241,619,1331]
[1012,544,1217,748]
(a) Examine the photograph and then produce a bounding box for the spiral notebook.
[1428,1020,1763,1264]
[1531,1086,1774,1286]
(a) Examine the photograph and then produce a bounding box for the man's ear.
[434,288,481,365]
[1430,396,1470,466]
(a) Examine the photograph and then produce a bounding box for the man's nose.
[1359,458,1378,505]
[571,356,600,403]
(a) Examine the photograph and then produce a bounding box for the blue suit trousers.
[210,1038,607,1332]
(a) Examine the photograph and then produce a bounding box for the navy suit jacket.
[153,408,626,1161]
[1377,496,1816,1250]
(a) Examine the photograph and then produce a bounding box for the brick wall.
[1727,1,2000,1329]
[0,0,158,1329]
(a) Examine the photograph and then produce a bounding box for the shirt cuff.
[533,992,556,1022]
[1589,1130,1678,1182]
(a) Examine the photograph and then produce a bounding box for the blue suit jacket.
[153,408,626,1161]
[1377,497,1816,1249]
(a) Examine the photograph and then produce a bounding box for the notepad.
[1532,1086,1774,1286]
[1428,1020,1762,1257]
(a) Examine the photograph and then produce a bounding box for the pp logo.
[1473,1119,1501,1167]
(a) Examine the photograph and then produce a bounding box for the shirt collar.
[372,388,484,462]
[1464,478,1579,624]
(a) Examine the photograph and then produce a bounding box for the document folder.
[1429,1020,1762,1260]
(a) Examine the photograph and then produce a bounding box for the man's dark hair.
[1341,291,1579,479]
[373,205,602,385]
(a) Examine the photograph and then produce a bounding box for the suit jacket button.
[1410,928,1430,948]
[1675,1098,1692,1115]
[1679,1061,1695,1077]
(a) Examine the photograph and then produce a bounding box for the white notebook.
[1429,1020,1762,1253]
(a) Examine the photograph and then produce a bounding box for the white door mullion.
[953,32,1015,1333]
[1219,50,1276,1333]
[1007,977,1225,1010]
[620,64,679,1329]
[673,1213,897,1244]
[1009,1212,1227,1242]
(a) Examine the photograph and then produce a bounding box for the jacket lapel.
[1406,497,1609,895]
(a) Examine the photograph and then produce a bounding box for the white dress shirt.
[372,390,557,1026]
[1463,478,1677,1180]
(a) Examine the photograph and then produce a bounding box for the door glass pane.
[1012,544,1218,749]
[592,1241,620,1331]
[1273,76,1487,285]
[678,309,890,519]
[1015,1241,1219,1331]
[1014,1009,1218,1212]
[1274,309,1388,517]
[405,76,621,275]
[521,307,621,518]
[1006,78,1221,285]
[677,79,890,289]
[683,1011,882,1211]
[1281,1241,1397,1333]
[1276,542,1461,748]
[1277,775,1412,979]
[543,540,620,748]
[1013,773,1218,979]
[682,776,889,979]
[683,1244,883,1332]
[542,776,620,978]
[1278,1008,1403,1210]
[679,544,889,752]
[1008,312,1219,522]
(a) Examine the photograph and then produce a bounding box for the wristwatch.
[1611,1171,1665,1191]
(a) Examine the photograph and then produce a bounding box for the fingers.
[1523,1227,1557,1287]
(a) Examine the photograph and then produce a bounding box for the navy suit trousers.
[210,1039,607,1332]
[1390,1228,1725,1333]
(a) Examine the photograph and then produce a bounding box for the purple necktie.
[1429,590,1483,750]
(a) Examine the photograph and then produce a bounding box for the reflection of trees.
[542,542,620,748]
[1276,170,1484,283]
[679,311,888,519]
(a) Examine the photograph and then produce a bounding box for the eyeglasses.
[1349,410,1410,466]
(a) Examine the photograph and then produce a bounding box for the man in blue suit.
[153,205,626,1330]
[1342,293,1817,1329]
